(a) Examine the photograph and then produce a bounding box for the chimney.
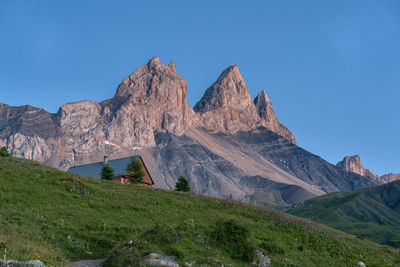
[103,156,108,165]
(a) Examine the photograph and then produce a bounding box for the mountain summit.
[193,65,296,144]
[193,64,260,133]
[254,90,296,144]
[104,56,193,147]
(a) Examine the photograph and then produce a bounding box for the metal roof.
[67,156,140,179]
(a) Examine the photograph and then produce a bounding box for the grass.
[0,157,399,266]
[287,180,400,248]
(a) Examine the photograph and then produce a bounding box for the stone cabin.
[67,156,154,186]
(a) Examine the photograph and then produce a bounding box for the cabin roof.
[68,156,140,179]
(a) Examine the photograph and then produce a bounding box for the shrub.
[260,241,285,254]
[104,225,182,266]
[100,164,114,180]
[0,146,10,157]
[175,175,190,192]
[211,219,256,262]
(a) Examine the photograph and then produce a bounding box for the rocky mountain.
[193,64,296,144]
[0,57,379,206]
[254,90,296,144]
[337,155,400,184]
[381,173,400,183]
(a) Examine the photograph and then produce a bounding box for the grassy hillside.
[287,180,400,248]
[0,157,399,266]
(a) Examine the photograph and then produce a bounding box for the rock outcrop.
[337,155,400,184]
[193,65,296,144]
[336,155,378,180]
[0,103,59,139]
[0,259,46,267]
[380,173,400,184]
[254,90,296,144]
[194,64,260,133]
[103,56,192,147]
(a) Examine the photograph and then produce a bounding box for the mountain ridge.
[336,155,400,184]
[0,56,380,205]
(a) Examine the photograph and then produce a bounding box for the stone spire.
[254,90,297,144]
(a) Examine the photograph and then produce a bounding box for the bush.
[104,225,182,267]
[100,164,114,180]
[260,241,285,254]
[211,219,256,262]
[175,175,190,192]
[0,146,10,157]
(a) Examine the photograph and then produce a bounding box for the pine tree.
[101,164,114,180]
[175,175,190,192]
[0,146,10,157]
[126,157,144,183]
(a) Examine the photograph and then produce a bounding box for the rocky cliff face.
[336,155,400,184]
[0,57,381,206]
[193,65,296,144]
[254,90,296,144]
[193,64,261,133]
[103,56,192,147]
[380,173,400,183]
[0,103,58,162]
[1,57,194,169]
[336,155,378,179]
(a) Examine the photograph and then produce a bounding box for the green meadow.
[0,157,399,266]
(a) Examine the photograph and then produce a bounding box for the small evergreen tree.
[175,175,190,192]
[126,156,144,183]
[0,146,10,157]
[101,164,114,180]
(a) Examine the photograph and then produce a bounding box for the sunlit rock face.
[254,90,296,144]
[193,64,296,144]
[1,57,193,168]
[103,56,193,148]
[194,64,261,133]
[336,155,400,184]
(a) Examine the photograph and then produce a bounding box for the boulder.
[143,253,179,267]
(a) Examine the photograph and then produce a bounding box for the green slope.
[287,180,400,248]
[0,157,399,266]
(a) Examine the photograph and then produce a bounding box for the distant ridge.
[337,155,400,184]
[288,179,400,248]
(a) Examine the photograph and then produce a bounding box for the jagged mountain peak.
[336,155,378,180]
[194,64,253,113]
[254,90,271,105]
[168,61,177,72]
[147,56,162,68]
[105,56,192,147]
[337,155,365,174]
[253,89,297,144]
[115,56,184,98]
[216,64,240,80]
[192,64,297,143]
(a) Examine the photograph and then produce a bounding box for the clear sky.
[1,0,399,175]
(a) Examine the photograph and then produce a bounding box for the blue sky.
[1,0,399,175]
